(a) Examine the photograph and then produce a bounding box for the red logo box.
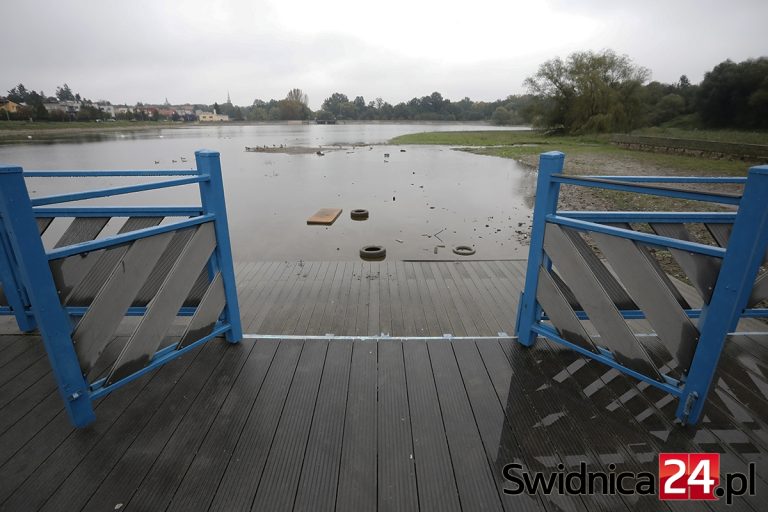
[659,453,720,500]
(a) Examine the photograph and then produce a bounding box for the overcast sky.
[3,0,766,109]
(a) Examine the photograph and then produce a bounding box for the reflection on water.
[0,123,536,261]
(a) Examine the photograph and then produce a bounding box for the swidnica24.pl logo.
[503,453,756,505]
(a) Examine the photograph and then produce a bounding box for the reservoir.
[0,123,535,261]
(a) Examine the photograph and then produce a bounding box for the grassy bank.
[0,120,190,141]
[392,129,763,281]
[631,127,768,145]
[391,129,757,175]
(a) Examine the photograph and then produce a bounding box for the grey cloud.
[2,0,766,107]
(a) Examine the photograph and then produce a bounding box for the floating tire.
[351,209,369,220]
[360,245,386,260]
[452,245,476,256]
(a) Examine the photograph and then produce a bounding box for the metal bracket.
[681,391,699,423]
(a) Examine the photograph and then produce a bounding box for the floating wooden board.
[307,208,342,225]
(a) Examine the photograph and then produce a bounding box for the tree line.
[3,83,111,121]
[236,52,768,132]
[524,50,768,133]
[215,89,533,124]
[4,52,766,131]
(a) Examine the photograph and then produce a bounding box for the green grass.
[391,129,608,146]
[474,146,749,175]
[392,129,753,175]
[0,120,182,130]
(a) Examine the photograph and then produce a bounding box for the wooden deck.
[232,260,526,337]
[1,261,768,511]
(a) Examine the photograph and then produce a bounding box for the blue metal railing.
[0,150,242,428]
[515,151,768,426]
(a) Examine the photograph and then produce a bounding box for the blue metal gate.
[0,150,241,427]
[516,151,768,426]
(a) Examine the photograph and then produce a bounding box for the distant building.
[196,110,229,122]
[95,102,115,118]
[0,98,22,113]
[43,100,81,115]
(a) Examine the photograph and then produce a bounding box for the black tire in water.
[360,245,386,260]
[452,245,476,256]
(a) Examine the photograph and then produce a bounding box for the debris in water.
[307,208,342,225]
[395,239,404,243]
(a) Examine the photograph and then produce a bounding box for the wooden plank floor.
[2,334,768,512]
[1,261,768,511]
[231,260,525,337]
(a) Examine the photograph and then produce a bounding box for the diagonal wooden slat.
[132,227,197,307]
[608,223,690,309]
[183,270,210,307]
[178,272,226,349]
[536,266,599,353]
[543,223,663,381]
[105,223,216,385]
[706,223,733,249]
[73,231,174,374]
[562,228,637,310]
[650,223,721,304]
[749,275,768,307]
[49,250,106,305]
[706,222,768,307]
[550,269,581,310]
[53,217,109,249]
[64,217,163,306]
[36,218,53,235]
[592,231,700,372]
[47,217,114,304]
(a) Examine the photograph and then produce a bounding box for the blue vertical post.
[195,150,243,343]
[515,151,565,346]
[0,166,95,427]
[676,165,768,425]
[0,227,36,331]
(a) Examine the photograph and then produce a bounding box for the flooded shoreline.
[1,123,535,261]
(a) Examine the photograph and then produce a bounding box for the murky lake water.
[0,123,536,261]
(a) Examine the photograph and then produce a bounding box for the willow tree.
[525,49,650,133]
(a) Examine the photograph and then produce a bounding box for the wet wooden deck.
[1,261,767,511]
[232,260,525,337]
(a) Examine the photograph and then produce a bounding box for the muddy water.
[0,123,536,261]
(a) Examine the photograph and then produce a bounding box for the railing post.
[515,151,564,346]
[0,165,95,427]
[0,225,36,332]
[195,150,243,343]
[677,164,768,425]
